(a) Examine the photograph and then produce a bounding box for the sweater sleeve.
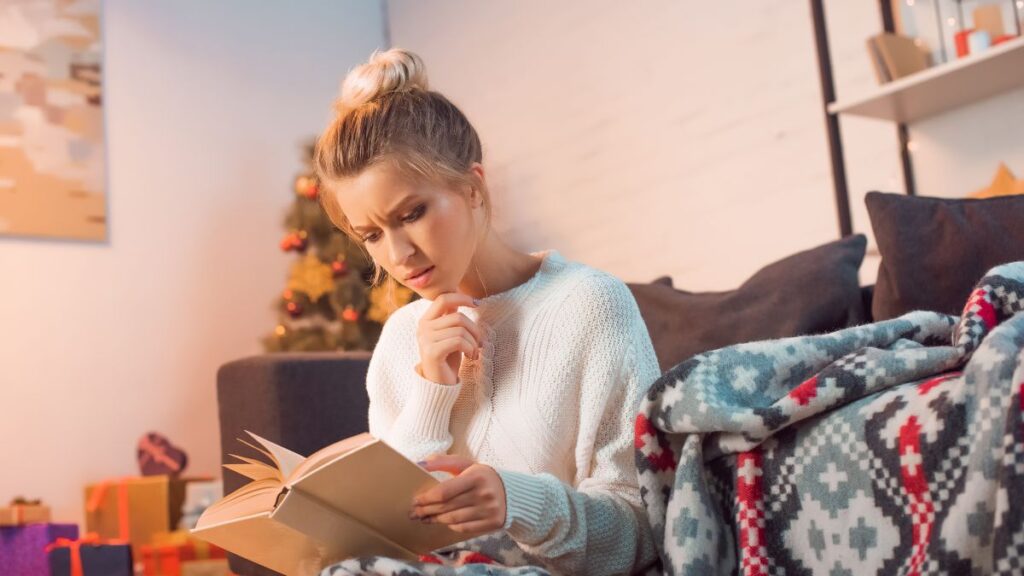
[365,305,463,463]
[495,274,662,575]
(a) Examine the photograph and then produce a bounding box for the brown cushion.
[627,234,868,372]
[866,191,1024,320]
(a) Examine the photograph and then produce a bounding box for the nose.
[385,229,416,266]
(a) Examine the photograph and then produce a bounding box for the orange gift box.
[140,530,227,576]
[84,475,213,560]
[0,503,51,526]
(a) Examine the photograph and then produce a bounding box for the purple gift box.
[0,522,79,576]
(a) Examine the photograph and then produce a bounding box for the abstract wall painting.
[0,0,106,241]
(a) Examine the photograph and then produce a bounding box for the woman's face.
[331,163,481,300]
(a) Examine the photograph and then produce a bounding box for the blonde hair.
[314,47,493,286]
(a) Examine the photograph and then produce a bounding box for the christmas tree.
[262,140,417,352]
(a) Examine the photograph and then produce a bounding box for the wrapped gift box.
[0,522,78,576]
[0,503,51,526]
[181,558,233,576]
[84,475,213,559]
[140,530,227,576]
[47,533,133,576]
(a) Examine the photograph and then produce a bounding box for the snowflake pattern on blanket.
[636,261,1024,575]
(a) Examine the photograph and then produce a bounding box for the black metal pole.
[810,0,853,237]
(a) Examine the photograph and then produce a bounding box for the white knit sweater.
[364,249,661,575]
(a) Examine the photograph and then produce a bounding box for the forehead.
[337,163,419,210]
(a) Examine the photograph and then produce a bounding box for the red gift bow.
[45,532,129,576]
[138,435,184,474]
[85,477,133,541]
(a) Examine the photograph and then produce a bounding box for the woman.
[313,47,661,575]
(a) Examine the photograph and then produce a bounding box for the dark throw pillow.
[627,234,868,372]
[866,191,1024,320]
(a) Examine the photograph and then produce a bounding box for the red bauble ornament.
[331,259,349,277]
[304,181,319,200]
[286,301,303,318]
[341,306,359,322]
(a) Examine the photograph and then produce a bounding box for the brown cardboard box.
[84,476,213,559]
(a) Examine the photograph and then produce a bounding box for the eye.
[362,232,381,244]
[402,204,426,223]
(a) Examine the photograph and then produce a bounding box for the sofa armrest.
[215,351,372,575]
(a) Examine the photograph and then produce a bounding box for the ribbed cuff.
[400,372,462,440]
[497,469,555,544]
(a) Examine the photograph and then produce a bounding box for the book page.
[289,439,469,554]
[288,432,374,483]
[195,479,281,527]
[245,430,306,480]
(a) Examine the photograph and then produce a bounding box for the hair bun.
[336,47,428,112]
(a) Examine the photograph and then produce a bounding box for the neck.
[458,232,542,299]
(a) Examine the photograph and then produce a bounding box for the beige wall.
[0,0,386,527]
[386,0,1024,288]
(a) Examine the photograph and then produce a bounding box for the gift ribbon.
[85,477,133,541]
[45,532,129,576]
[138,436,183,473]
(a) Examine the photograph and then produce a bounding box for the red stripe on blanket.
[788,376,818,406]
[899,416,934,576]
[737,451,768,576]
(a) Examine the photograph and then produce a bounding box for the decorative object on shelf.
[968,28,993,52]
[137,432,189,478]
[46,532,133,576]
[970,162,1024,197]
[263,139,419,353]
[867,32,931,82]
[895,0,1022,63]
[0,496,51,526]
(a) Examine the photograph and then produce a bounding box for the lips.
[405,266,434,281]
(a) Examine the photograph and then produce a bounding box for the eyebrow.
[351,195,420,233]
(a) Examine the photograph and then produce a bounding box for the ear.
[467,163,486,209]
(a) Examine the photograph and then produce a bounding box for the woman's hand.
[410,455,507,536]
[415,293,484,385]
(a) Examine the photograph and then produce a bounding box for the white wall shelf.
[829,36,1024,123]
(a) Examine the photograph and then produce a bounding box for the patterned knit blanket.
[635,261,1024,575]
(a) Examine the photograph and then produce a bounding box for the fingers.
[413,474,477,507]
[430,327,479,351]
[431,336,477,362]
[422,292,477,322]
[410,490,476,518]
[429,312,484,346]
[420,455,475,475]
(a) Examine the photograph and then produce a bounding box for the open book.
[191,431,469,576]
